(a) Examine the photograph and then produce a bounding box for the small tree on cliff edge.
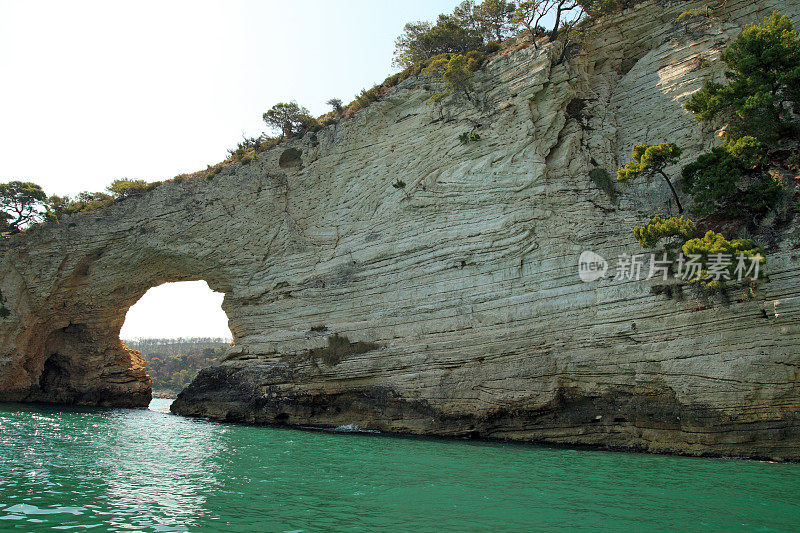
[617,143,684,214]
[513,1,554,47]
[0,181,48,233]
[326,98,343,113]
[474,0,515,42]
[262,102,312,140]
[107,178,157,199]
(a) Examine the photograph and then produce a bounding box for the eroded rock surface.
[2,0,799,459]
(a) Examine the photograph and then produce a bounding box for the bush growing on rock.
[393,18,484,70]
[326,98,343,113]
[634,215,696,249]
[459,131,481,144]
[617,143,684,214]
[48,191,115,218]
[685,11,800,143]
[681,137,782,218]
[484,40,502,53]
[263,102,315,140]
[423,51,485,101]
[0,181,48,233]
[107,178,159,199]
[634,216,764,289]
[680,11,800,225]
[474,0,516,42]
[681,230,765,288]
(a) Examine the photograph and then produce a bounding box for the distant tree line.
[125,337,231,393]
[125,336,231,354]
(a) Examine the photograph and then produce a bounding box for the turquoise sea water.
[0,399,798,532]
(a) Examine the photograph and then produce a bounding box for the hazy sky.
[1,0,463,195]
[119,281,230,339]
[0,0,462,339]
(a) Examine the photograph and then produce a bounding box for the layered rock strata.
[1,0,799,459]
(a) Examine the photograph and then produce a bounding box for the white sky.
[120,281,230,339]
[0,0,463,339]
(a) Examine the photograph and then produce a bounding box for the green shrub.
[681,136,781,217]
[681,230,765,288]
[0,181,48,232]
[618,143,682,181]
[296,114,321,133]
[393,18,484,70]
[485,40,501,53]
[257,136,280,152]
[392,179,406,189]
[49,191,115,217]
[459,132,481,144]
[635,217,765,288]
[326,98,343,113]
[617,143,684,214]
[355,86,381,108]
[684,11,800,143]
[263,102,314,139]
[107,178,159,199]
[634,215,696,249]
[423,51,485,101]
[341,69,414,116]
[676,8,704,23]
[206,165,222,179]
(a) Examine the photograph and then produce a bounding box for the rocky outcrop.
[2,0,799,459]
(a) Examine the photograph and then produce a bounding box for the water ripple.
[0,399,799,531]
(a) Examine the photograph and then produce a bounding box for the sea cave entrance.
[121,280,232,401]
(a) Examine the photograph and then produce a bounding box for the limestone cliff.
[2,0,799,460]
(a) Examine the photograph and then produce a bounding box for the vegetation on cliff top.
[14,1,792,238]
[0,182,48,234]
[3,0,638,231]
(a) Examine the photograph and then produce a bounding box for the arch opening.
[121,280,232,401]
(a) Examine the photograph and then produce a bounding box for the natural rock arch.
[2,0,800,460]
[0,166,260,407]
[0,240,237,406]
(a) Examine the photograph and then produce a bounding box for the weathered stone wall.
[2,0,799,459]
